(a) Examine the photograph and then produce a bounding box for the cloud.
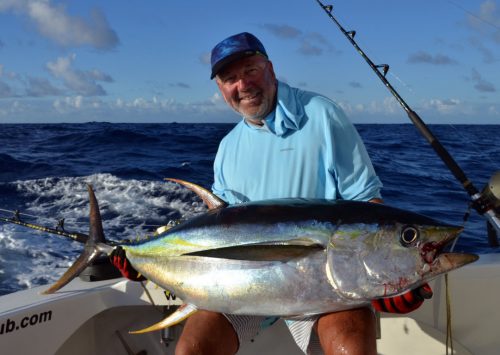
[470,68,496,92]
[422,98,462,114]
[0,80,14,98]
[418,97,497,121]
[53,95,84,112]
[262,24,302,39]
[2,92,499,124]
[199,52,211,65]
[337,95,490,121]
[0,0,119,49]
[407,51,458,65]
[0,64,16,80]
[298,40,323,56]
[335,94,500,123]
[262,24,339,57]
[46,54,113,96]
[169,82,190,89]
[0,65,21,97]
[26,77,62,97]
[469,37,497,63]
[488,105,499,115]
[338,96,401,116]
[464,1,500,43]
[49,93,229,117]
[349,81,362,89]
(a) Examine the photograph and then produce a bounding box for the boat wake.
[0,173,208,295]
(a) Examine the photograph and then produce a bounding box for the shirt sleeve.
[211,139,230,203]
[326,104,383,201]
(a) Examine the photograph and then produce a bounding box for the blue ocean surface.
[0,122,498,295]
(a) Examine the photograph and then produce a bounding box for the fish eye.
[400,225,419,246]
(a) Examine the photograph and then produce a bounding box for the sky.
[0,0,499,124]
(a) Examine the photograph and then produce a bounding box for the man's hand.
[110,246,146,281]
[371,283,433,314]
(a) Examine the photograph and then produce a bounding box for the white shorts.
[224,315,323,355]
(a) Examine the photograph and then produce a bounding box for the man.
[112,32,431,355]
[179,31,383,355]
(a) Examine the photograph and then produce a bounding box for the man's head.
[211,32,277,124]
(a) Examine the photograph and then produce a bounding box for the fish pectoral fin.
[129,303,198,334]
[184,241,324,262]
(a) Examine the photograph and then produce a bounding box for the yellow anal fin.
[129,303,198,334]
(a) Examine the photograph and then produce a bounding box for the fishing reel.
[479,171,500,212]
[475,171,500,247]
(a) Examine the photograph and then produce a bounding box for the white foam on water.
[14,173,207,237]
[1,173,208,295]
[0,225,74,293]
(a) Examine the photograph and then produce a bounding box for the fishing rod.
[0,208,173,244]
[0,210,88,243]
[314,0,500,245]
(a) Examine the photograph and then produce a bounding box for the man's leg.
[175,310,239,355]
[316,307,376,355]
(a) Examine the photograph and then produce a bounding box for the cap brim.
[210,50,257,79]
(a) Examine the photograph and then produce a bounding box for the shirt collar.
[243,81,305,136]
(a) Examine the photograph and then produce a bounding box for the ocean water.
[0,122,498,296]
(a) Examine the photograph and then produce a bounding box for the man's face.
[216,55,277,124]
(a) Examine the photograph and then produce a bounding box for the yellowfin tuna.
[44,180,478,334]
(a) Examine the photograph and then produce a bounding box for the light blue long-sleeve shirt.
[212,81,382,204]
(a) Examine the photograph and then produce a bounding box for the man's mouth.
[239,91,261,104]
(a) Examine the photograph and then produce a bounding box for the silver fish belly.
[127,222,364,316]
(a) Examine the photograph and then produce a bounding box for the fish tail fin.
[42,247,101,294]
[43,185,111,294]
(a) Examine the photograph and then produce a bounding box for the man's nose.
[236,76,252,91]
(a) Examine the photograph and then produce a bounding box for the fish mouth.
[420,225,479,275]
[432,252,479,274]
[420,225,462,264]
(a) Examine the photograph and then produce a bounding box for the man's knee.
[316,308,376,355]
[175,335,202,355]
[176,310,238,355]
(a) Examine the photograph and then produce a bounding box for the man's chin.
[242,111,266,123]
[239,105,270,122]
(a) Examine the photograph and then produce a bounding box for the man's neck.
[245,117,265,126]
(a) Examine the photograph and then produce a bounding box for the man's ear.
[267,60,276,81]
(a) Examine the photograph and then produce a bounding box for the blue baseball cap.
[210,32,268,79]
